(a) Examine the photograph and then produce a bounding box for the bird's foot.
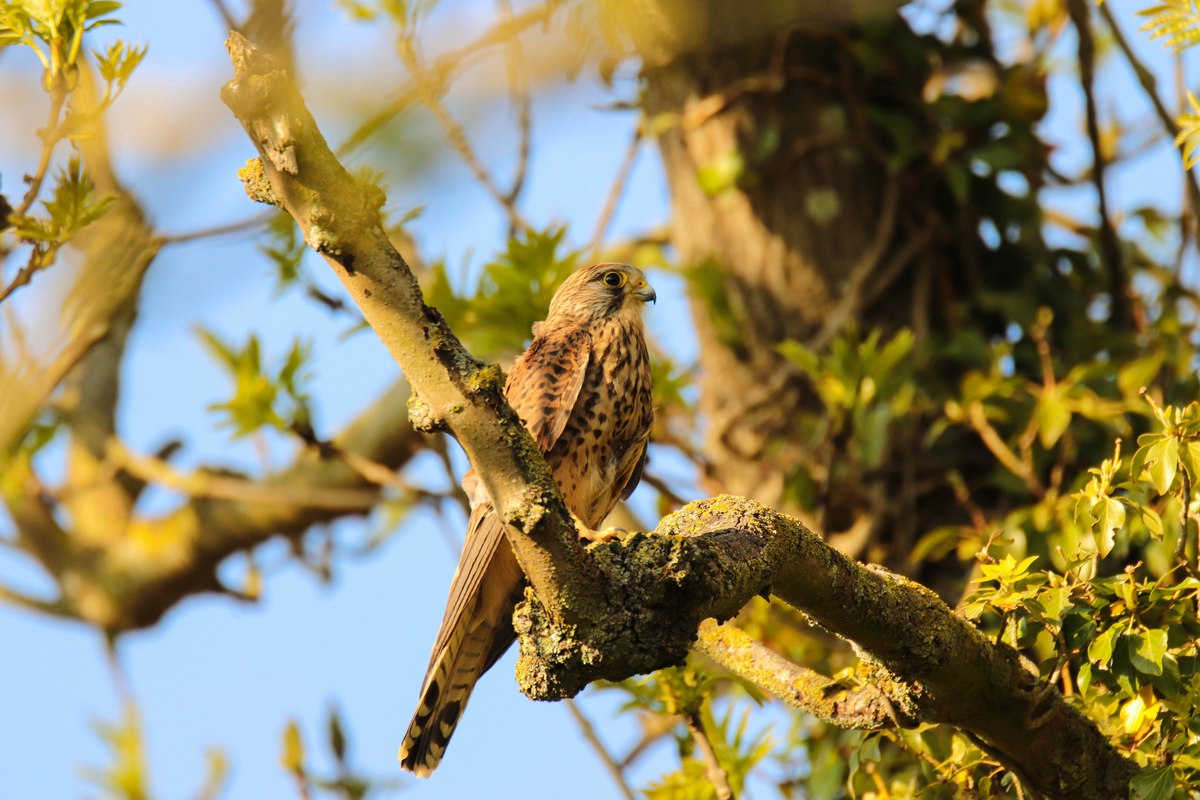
[578,526,628,543]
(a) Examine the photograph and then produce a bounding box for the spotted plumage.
[399,263,655,776]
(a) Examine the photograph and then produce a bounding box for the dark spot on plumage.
[438,700,462,733]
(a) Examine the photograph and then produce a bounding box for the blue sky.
[0,0,1193,798]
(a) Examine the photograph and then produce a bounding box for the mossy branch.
[220,33,1136,800]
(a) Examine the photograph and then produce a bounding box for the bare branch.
[684,710,734,800]
[1098,3,1200,221]
[396,37,532,233]
[161,211,274,245]
[337,2,563,157]
[108,440,382,510]
[588,125,643,259]
[1066,0,1139,330]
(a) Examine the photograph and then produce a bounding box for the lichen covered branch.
[513,497,1135,799]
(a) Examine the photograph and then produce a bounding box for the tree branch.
[1066,0,1138,330]
[694,619,901,730]
[219,34,1137,799]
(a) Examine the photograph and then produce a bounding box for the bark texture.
[633,3,985,558]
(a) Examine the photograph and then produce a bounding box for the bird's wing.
[618,436,649,500]
[429,325,592,656]
[505,325,592,452]
[399,325,592,776]
[399,503,523,777]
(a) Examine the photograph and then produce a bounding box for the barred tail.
[399,616,497,776]
[400,510,522,776]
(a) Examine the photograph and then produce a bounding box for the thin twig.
[641,470,690,510]
[12,83,67,219]
[0,583,71,618]
[564,698,637,800]
[337,2,563,158]
[0,242,64,304]
[498,0,532,233]
[807,178,900,350]
[1067,0,1137,330]
[209,0,240,33]
[966,402,1045,498]
[588,125,643,259]
[108,440,381,510]
[684,709,735,800]
[396,28,534,233]
[160,211,273,244]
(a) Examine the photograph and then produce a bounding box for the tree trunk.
[631,3,1008,562]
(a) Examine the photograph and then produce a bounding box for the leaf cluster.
[196,328,314,439]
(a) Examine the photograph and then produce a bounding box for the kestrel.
[399,263,656,776]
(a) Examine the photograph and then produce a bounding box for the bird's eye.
[602,271,626,288]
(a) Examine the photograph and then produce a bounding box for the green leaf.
[327,706,347,764]
[1140,506,1164,540]
[1077,660,1092,694]
[1035,390,1072,448]
[1130,629,1169,676]
[1093,496,1125,556]
[1137,438,1179,495]
[1088,626,1116,668]
[1118,351,1164,398]
[1130,765,1176,800]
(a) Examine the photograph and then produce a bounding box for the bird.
[399,262,656,777]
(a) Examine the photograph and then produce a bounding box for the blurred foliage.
[0,0,122,77]
[196,328,314,439]
[1178,91,1200,169]
[0,0,143,300]
[1139,0,1200,52]
[280,709,402,800]
[1133,0,1200,166]
[9,156,111,244]
[3,0,1200,797]
[81,705,229,800]
[425,226,582,357]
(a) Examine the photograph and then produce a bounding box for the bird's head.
[544,263,656,326]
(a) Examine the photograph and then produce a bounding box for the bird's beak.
[632,280,657,304]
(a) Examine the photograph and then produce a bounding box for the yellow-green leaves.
[196,329,314,439]
[93,38,145,105]
[81,706,151,800]
[425,226,581,357]
[10,156,110,244]
[1132,399,1200,496]
[779,327,916,470]
[0,0,122,77]
[1139,0,1200,52]
[280,718,305,773]
[1176,91,1200,170]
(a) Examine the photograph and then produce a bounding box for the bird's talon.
[580,526,628,543]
